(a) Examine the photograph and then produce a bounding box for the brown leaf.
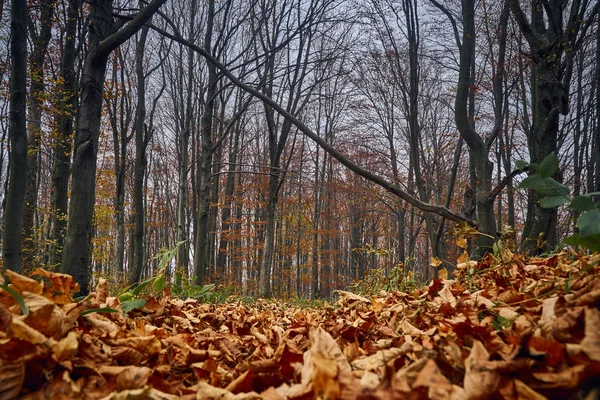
[463,341,500,399]
[51,331,79,362]
[0,361,25,399]
[32,268,79,304]
[4,271,43,295]
[195,381,261,400]
[580,307,600,361]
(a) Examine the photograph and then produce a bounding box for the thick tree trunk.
[596,15,600,197]
[61,0,166,294]
[455,0,496,253]
[61,12,111,293]
[49,0,80,268]
[509,0,599,253]
[3,0,28,273]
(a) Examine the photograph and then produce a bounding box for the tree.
[193,0,218,285]
[49,0,81,268]
[3,0,28,273]
[61,0,166,294]
[105,50,134,278]
[509,0,600,252]
[129,23,151,285]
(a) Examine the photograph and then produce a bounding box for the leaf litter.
[0,252,599,399]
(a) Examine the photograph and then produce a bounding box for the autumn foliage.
[1,250,600,399]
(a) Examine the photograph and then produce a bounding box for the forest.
[2,0,600,398]
[0,0,599,300]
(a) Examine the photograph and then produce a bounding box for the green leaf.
[121,298,146,313]
[538,152,559,178]
[519,175,569,197]
[569,195,596,212]
[564,233,600,252]
[118,292,134,302]
[152,274,166,293]
[131,277,153,296]
[518,175,543,189]
[81,307,120,316]
[0,285,29,315]
[577,209,600,238]
[515,160,528,171]
[541,195,570,208]
[537,179,570,197]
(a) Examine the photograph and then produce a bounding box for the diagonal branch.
[150,22,476,227]
[96,0,166,60]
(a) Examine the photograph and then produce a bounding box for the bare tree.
[509,0,600,252]
[48,0,81,269]
[61,0,166,294]
[22,0,55,269]
[3,0,28,273]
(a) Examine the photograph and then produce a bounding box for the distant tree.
[22,0,55,269]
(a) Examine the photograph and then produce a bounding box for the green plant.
[349,263,418,295]
[492,315,516,331]
[518,153,600,252]
[116,240,186,312]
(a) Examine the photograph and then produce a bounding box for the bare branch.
[149,21,476,227]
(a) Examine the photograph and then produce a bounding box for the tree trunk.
[596,14,600,197]
[194,0,216,286]
[176,0,198,275]
[107,54,133,279]
[594,15,600,201]
[49,0,80,269]
[3,0,28,273]
[130,24,150,285]
[22,0,55,269]
[509,0,599,253]
[215,123,242,277]
[61,0,166,294]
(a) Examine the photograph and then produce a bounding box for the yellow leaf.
[457,251,469,264]
[430,257,442,268]
[456,237,467,249]
[438,268,448,280]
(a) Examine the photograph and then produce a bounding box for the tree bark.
[194,0,216,286]
[594,15,600,201]
[454,0,505,255]
[509,0,600,253]
[61,0,166,294]
[130,24,150,285]
[3,0,28,273]
[49,0,80,269]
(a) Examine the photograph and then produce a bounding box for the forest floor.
[0,250,599,399]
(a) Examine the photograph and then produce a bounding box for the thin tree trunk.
[194,0,216,285]
[215,123,242,277]
[130,24,150,285]
[23,0,55,269]
[176,0,198,275]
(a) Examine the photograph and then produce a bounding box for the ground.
[0,250,599,399]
